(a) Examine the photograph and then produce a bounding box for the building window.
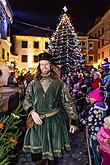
[33,55,38,62]
[102,39,104,46]
[102,51,104,58]
[82,42,85,46]
[88,43,94,49]
[45,42,48,49]
[98,53,100,59]
[102,27,104,35]
[98,41,100,48]
[7,52,9,61]
[21,41,28,48]
[2,48,5,59]
[88,55,94,62]
[98,30,100,38]
[34,41,39,49]
[22,55,27,62]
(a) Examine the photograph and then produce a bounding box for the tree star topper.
[63,6,68,12]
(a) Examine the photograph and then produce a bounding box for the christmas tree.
[48,6,84,74]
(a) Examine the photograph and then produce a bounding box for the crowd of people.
[4,70,33,88]
[0,55,110,165]
[61,59,110,165]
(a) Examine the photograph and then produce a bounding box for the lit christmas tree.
[48,6,84,75]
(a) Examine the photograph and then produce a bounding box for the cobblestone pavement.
[11,130,89,165]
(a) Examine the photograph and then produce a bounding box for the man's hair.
[34,63,60,80]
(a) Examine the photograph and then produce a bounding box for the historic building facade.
[0,0,15,65]
[78,35,98,67]
[12,30,98,71]
[87,9,110,65]
[12,27,52,71]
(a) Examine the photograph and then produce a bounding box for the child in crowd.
[80,89,108,165]
[72,83,80,99]
[97,116,110,165]
[92,71,101,90]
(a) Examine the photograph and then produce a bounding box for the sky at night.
[8,0,110,34]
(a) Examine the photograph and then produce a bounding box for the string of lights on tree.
[48,6,84,74]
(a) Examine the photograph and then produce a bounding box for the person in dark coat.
[7,72,18,87]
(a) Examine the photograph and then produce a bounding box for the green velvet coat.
[23,78,77,160]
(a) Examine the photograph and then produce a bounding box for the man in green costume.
[23,52,78,165]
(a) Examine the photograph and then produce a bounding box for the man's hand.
[31,110,43,125]
[69,125,78,133]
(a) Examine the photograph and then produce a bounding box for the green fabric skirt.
[23,112,71,160]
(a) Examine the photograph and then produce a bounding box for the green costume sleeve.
[61,83,78,126]
[22,81,36,114]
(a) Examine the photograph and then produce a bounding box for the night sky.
[8,0,110,34]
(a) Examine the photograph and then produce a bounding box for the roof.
[17,27,54,37]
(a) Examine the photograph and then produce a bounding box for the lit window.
[21,41,28,48]
[82,42,85,46]
[89,43,94,49]
[2,48,5,59]
[22,55,27,62]
[102,39,104,46]
[102,27,104,35]
[33,55,38,62]
[34,42,39,48]
[89,55,94,62]
[7,52,9,61]
[45,42,48,49]
[98,41,100,48]
[98,30,100,38]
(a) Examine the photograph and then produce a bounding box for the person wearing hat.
[97,116,110,165]
[102,58,110,75]
[80,89,108,165]
[22,52,78,165]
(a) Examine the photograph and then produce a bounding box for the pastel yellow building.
[13,33,51,72]
[0,37,11,64]
[87,9,110,64]
[12,32,99,71]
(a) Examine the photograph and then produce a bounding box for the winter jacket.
[97,126,110,154]
[7,75,17,87]
[83,77,92,88]
[92,77,101,90]
[80,101,108,140]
